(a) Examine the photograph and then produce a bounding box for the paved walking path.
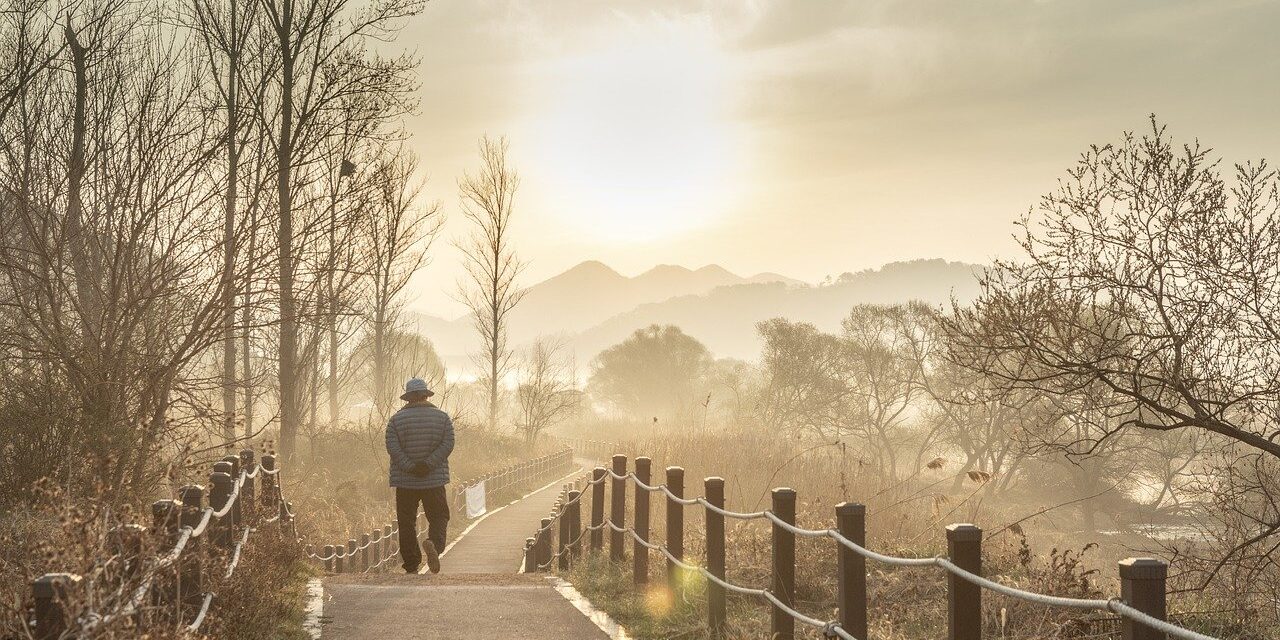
[318,469,614,640]
[439,470,573,573]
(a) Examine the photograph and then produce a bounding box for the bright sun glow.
[526,21,742,243]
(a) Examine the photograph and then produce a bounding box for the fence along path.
[28,450,296,639]
[316,451,614,640]
[306,449,577,575]
[525,450,1223,640]
[24,448,597,639]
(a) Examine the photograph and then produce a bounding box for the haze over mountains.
[411,258,982,373]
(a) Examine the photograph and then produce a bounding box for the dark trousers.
[395,486,450,572]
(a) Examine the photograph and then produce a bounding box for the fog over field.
[412,258,980,374]
[2,1,1278,638]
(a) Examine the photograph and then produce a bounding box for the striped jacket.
[385,401,454,489]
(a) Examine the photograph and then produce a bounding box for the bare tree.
[945,118,1280,585]
[188,0,265,444]
[516,339,580,443]
[588,324,712,424]
[0,2,248,491]
[365,149,441,415]
[457,135,525,432]
[258,0,424,460]
[757,318,851,439]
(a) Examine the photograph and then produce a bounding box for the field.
[557,428,1269,640]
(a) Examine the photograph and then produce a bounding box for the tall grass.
[561,430,1268,639]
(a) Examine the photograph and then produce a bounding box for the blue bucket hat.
[400,377,435,401]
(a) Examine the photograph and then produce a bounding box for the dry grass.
[0,419,569,637]
[0,479,312,638]
[556,430,1272,639]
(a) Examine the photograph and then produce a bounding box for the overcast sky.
[395,0,1280,317]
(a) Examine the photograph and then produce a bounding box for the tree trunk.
[64,23,91,317]
[277,24,298,461]
[221,2,240,445]
[326,186,338,427]
[373,305,387,416]
[241,203,257,440]
[309,338,319,438]
[489,295,499,431]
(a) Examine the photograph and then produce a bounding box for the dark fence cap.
[945,523,983,541]
[33,573,81,597]
[1118,557,1168,579]
[835,502,866,515]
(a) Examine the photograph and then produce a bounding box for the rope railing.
[526,450,1221,640]
[30,450,295,639]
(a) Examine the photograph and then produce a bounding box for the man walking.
[385,377,454,573]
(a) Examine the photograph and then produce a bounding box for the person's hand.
[409,462,432,477]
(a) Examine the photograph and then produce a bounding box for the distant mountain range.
[410,258,982,372]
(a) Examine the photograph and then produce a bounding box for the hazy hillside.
[412,258,981,371]
[409,261,805,365]
[508,261,803,339]
[571,259,982,360]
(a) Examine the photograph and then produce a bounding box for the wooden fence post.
[221,455,243,529]
[558,501,571,571]
[151,499,182,617]
[385,525,395,561]
[32,573,80,640]
[666,466,684,596]
[537,518,553,571]
[568,490,582,559]
[1119,558,1167,640]
[239,450,256,519]
[524,537,536,573]
[946,523,982,640]
[705,476,726,638]
[209,467,233,548]
[379,529,388,571]
[346,539,358,574]
[360,533,371,572]
[261,454,278,510]
[178,484,205,608]
[836,502,867,640]
[610,454,627,562]
[771,487,797,639]
[323,545,335,573]
[334,545,346,574]
[633,457,651,586]
[590,467,606,552]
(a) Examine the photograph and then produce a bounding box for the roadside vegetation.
[561,431,1270,639]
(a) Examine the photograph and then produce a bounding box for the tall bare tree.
[0,2,249,491]
[458,135,525,431]
[189,0,264,444]
[365,149,441,415]
[945,118,1280,585]
[259,0,423,459]
[516,339,580,443]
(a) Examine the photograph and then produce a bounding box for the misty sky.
[399,0,1280,317]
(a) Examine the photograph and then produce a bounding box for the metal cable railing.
[526,450,1222,640]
